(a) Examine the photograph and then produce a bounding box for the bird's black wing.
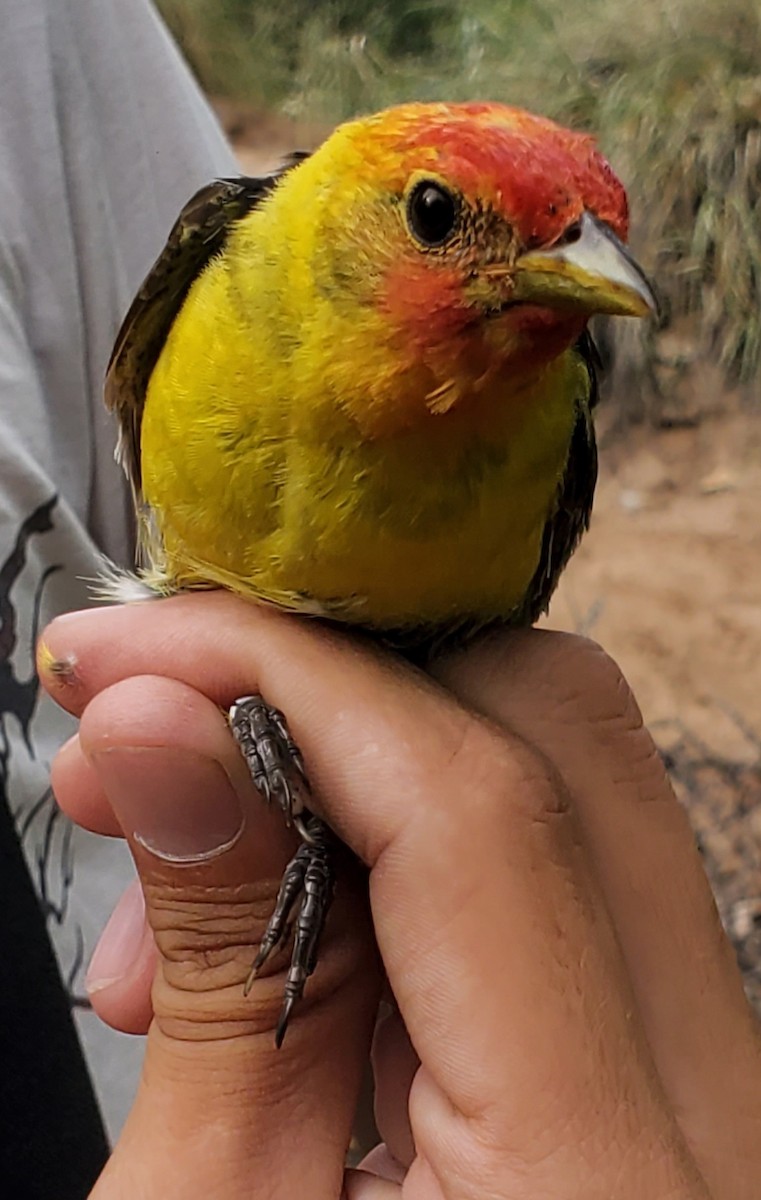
[104,156,309,500]
[517,332,599,624]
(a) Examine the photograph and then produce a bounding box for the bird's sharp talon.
[294,814,318,845]
[275,998,295,1048]
[243,955,266,994]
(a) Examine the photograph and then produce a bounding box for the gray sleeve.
[0,0,238,1141]
[0,0,237,565]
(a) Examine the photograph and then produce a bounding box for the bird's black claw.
[229,694,310,826]
[229,695,336,1045]
[268,816,335,1043]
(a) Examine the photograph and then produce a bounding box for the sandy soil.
[547,415,761,1009]
[548,415,761,759]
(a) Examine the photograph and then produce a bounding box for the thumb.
[75,673,379,1200]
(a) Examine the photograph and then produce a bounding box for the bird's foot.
[229,694,311,837]
[245,814,335,1046]
[229,695,336,1046]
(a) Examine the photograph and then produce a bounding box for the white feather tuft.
[88,558,163,605]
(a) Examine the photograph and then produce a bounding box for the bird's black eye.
[406,181,458,247]
[556,219,583,247]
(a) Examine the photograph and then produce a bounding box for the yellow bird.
[105,101,657,1041]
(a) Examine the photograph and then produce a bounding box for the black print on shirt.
[0,495,88,999]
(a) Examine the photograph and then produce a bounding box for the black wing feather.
[518,333,599,624]
[104,156,309,495]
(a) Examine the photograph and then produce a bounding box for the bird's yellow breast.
[139,215,584,632]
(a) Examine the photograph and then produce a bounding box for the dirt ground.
[547,415,761,1009]
[225,104,761,1009]
[548,415,761,759]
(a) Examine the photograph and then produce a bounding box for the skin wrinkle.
[533,668,639,737]
[467,1107,621,1199]
[146,960,374,1156]
[437,636,673,809]
[429,1091,705,1200]
[153,878,373,1044]
[145,884,276,926]
[148,896,369,1041]
[407,1076,494,1200]
[470,634,638,729]
[328,694,485,867]
[433,708,575,832]
[545,690,670,805]
[441,707,473,770]
[605,1128,703,1200]
[371,829,484,971]
[148,1030,332,1118]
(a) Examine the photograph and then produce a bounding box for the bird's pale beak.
[512,213,659,318]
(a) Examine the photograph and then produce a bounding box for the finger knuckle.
[536,633,643,734]
[143,879,286,1032]
[446,714,571,828]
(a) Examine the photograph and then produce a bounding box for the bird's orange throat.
[497,305,588,373]
[370,261,586,435]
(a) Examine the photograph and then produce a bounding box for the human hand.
[40,594,761,1198]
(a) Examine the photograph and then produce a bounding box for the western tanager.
[105,101,656,1041]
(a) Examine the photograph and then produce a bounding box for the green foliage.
[156,0,761,413]
[156,1,461,111]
